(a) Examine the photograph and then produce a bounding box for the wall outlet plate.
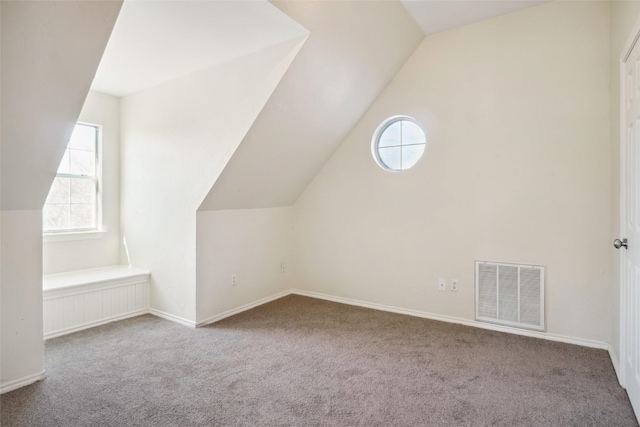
[231,273,237,286]
[451,279,458,292]
[438,278,446,291]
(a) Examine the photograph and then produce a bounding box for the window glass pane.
[70,204,95,229]
[401,121,425,146]
[378,146,401,171]
[43,204,70,231]
[44,122,101,233]
[373,116,426,172]
[45,177,70,204]
[378,121,401,147]
[68,124,96,151]
[402,145,425,170]
[57,150,71,174]
[69,149,95,176]
[71,178,95,204]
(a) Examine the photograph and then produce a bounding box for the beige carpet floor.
[1,294,637,426]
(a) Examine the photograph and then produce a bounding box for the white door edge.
[619,9,640,407]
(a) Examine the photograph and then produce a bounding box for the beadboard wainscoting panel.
[43,267,150,339]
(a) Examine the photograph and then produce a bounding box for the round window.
[372,116,426,171]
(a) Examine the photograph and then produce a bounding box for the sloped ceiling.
[1,1,123,211]
[92,0,307,97]
[402,0,548,35]
[199,0,425,210]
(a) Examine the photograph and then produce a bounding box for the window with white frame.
[372,116,426,172]
[43,123,101,233]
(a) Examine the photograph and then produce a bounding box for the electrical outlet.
[438,278,446,291]
[231,274,237,286]
[280,262,287,274]
[451,279,458,292]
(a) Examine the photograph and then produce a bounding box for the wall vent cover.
[475,260,545,331]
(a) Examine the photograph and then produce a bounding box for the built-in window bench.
[43,266,150,340]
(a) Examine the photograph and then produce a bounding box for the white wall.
[609,0,640,367]
[0,1,122,211]
[200,0,424,210]
[196,207,293,324]
[43,91,121,274]
[1,211,44,388]
[196,1,424,326]
[0,1,120,392]
[293,1,612,343]
[120,37,305,323]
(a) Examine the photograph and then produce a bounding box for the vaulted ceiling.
[199,1,425,210]
[92,0,307,96]
[1,1,122,210]
[402,0,549,35]
[92,0,550,97]
[87,0,552,212]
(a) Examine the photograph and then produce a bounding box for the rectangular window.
[43,123,101,233]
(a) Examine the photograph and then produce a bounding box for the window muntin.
[372,116,426,171]
[43,123,100,233]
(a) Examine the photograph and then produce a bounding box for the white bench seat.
[43,265,150,339]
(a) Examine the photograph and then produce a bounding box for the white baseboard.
[0,370,46,394]
[6,288,619,396]
[609,345,623,386]
[291,289,610,351]
[44,309,150,340]
[149,308,196,328]
[196,290,293,327]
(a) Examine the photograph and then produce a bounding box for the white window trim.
[43,230,107,244]
[371,115,426,172]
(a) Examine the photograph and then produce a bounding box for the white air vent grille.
[475,261,545,331]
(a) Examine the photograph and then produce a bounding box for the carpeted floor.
[1,295,637,426]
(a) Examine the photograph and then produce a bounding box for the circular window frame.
[371,115,426,172]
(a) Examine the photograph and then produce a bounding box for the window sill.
[43,230,106,244]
